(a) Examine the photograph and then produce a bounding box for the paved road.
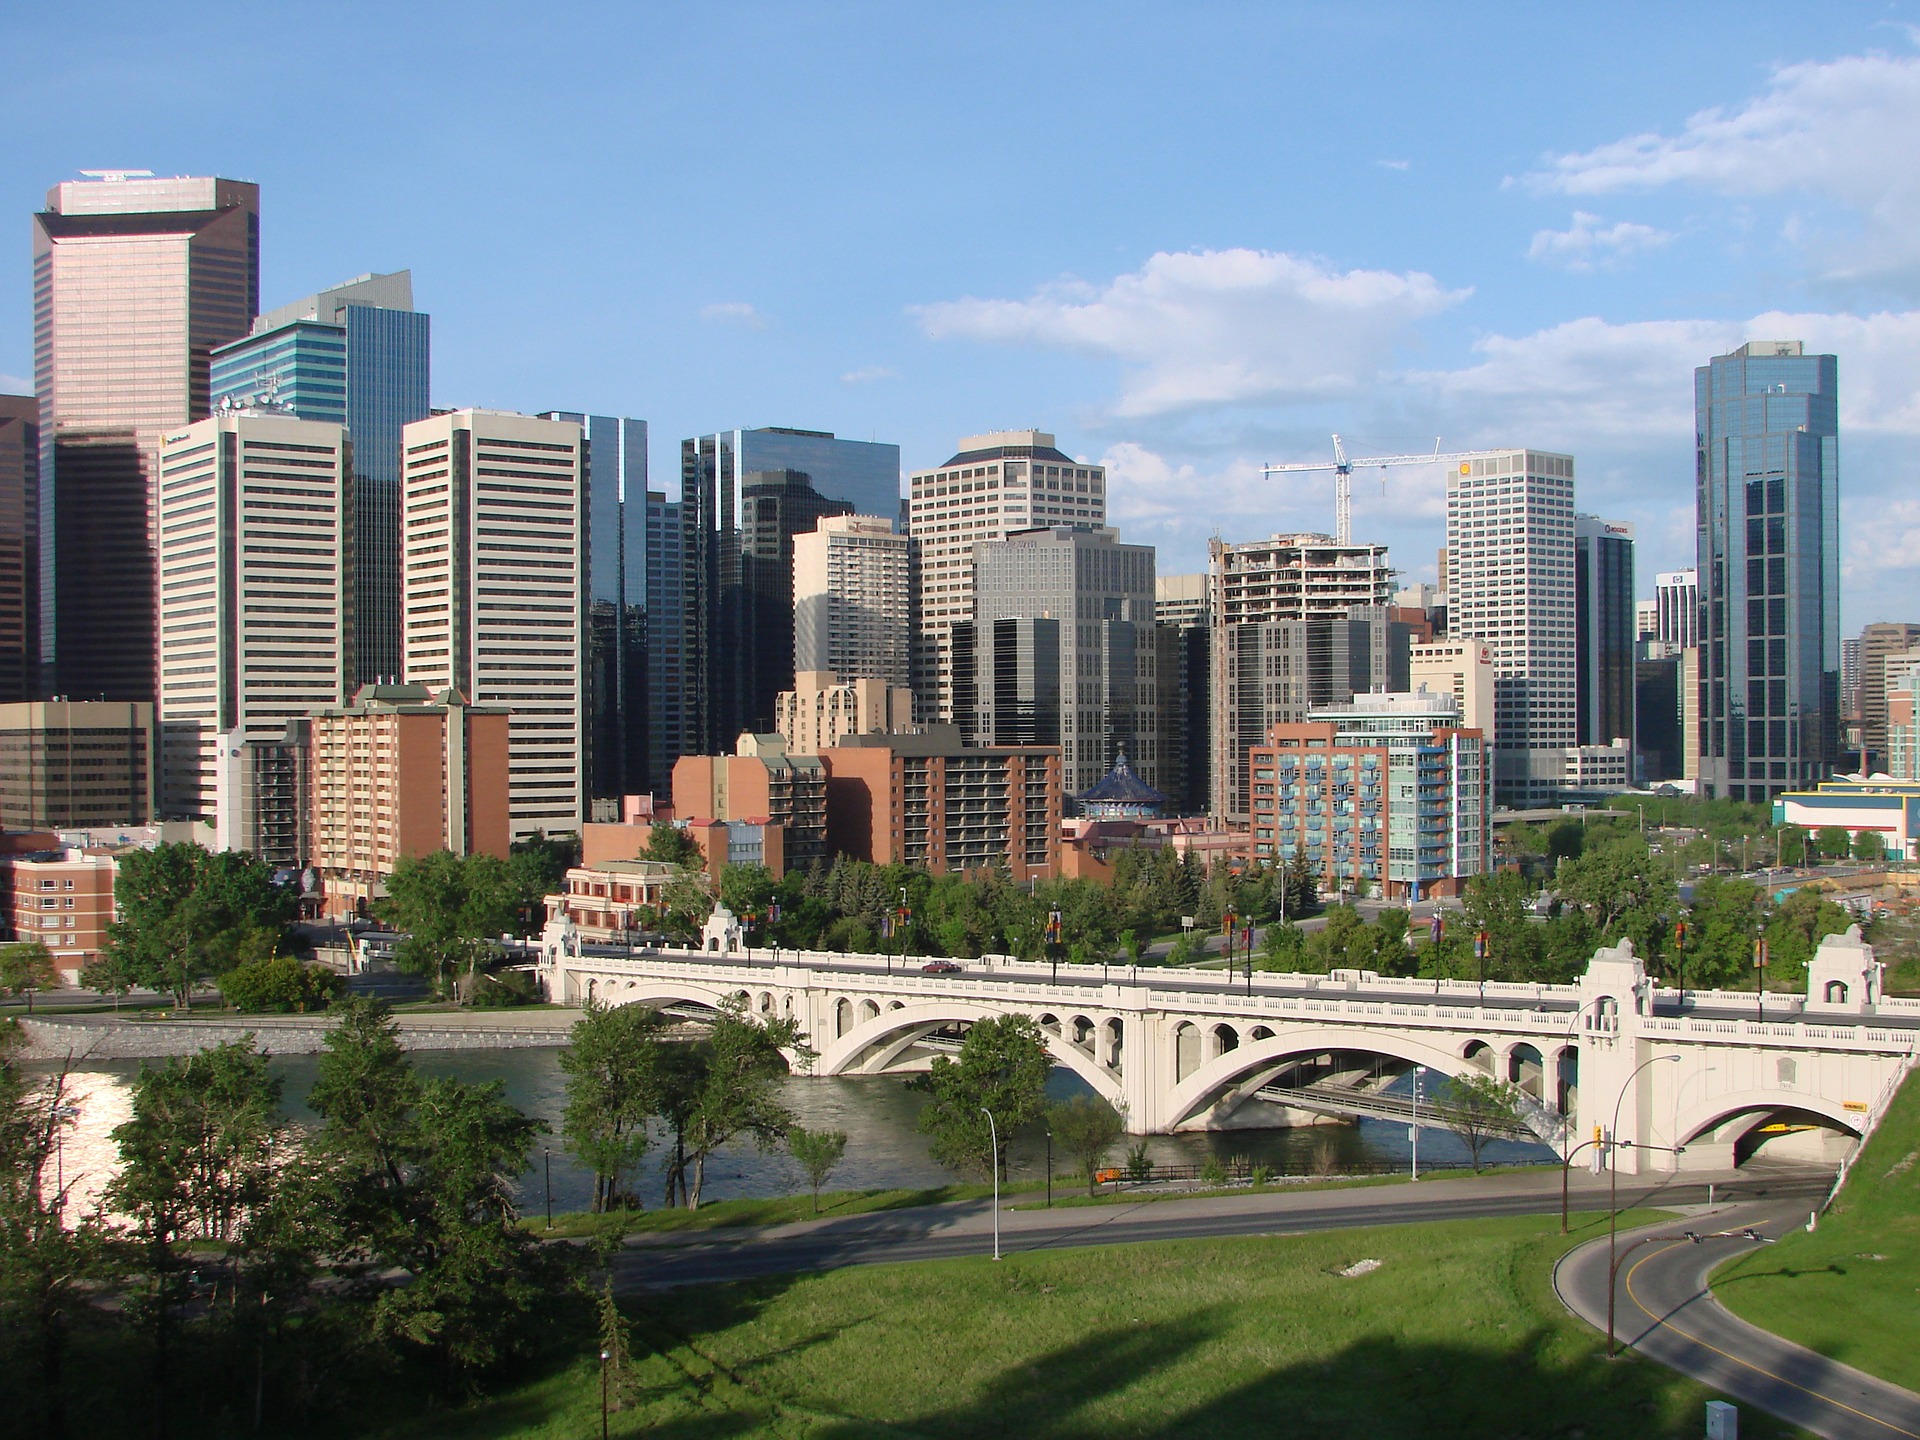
[1555,1203,1920,1439]
[611,1165,1830,1291]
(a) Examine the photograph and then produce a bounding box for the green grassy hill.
[1716,1064,1920,1390]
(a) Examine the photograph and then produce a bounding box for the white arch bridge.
[539,918,1918,1175]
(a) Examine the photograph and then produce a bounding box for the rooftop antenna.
[79,169,156,182]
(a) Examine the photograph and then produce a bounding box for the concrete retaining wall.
[18,1011,582,1061]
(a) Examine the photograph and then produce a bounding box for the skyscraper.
[792,514,912,687]
[1445,449,1578,807]
[1574,514,1636,751]
[1655,569,1699,653]
[958,525,1157,795]
[682,428,899,749]
[644,487,688,791]
[212,271,430,685]
[154,413,350,855]
[542,413,648,808]
[0,396,39,703]
[1206,532,1398,821]
[403,410,585,840]
[34,173,260,703]
[1856,622,1920,770]
[1695,341,1840,801]
[909,431,1106,720]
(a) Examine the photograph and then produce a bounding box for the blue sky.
[7,2,1920,620]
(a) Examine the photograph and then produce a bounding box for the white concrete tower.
[401,409,585,840]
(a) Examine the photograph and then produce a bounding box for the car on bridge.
[921,959,964,975]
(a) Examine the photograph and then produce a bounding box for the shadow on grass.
[577,1318,1759,1440]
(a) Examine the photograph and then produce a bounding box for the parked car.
[921,959,963,975]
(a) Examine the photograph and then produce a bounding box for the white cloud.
[0,374,28,394]
[840,365,895,385]
[1526,212,1673,271]
[1845,496,1920,585]
[1524,50,1920,280]
[700,301,765,328]
[913,248,1468,417]
[1376,159,1411,171]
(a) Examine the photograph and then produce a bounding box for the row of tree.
[0,1002,573,1438]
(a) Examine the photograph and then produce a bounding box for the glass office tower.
[542,413,648,807]
[0,397,39,704]
[681,428,901,750]
[1695,341,1840,801]
[212,271,430,685]
[33,173,260,702]
[1574,514,1636,750]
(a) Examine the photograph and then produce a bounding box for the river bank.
[16,1006,583,1060]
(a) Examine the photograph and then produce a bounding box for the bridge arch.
[1675,1089,1864,1159]
[580,977,738,1014]
[815,1001,1123,1104]
[1162,1024,1544,1135]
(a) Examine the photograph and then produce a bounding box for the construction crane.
[1263,434,1482,545]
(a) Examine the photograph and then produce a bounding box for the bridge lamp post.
[1607,1053,1683,1356]
[982,1107,1001,1260]
[1753,926,1770,1022]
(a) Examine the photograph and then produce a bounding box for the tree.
[79,947,139,1008]
[1686,876,1763,988]
[106,1038,291,1432]
[1816,826,1853,861]
[1435,1072,1525,1172]
[217,953,343,1012]
[305,998,563,1394]
[0,941,58,1011]
[0,1022,97,1440]
[786,1126,849,1213]
[378,851,524,998]
[1285,850,1319,916]
[1256,921,1307,972]
[658,1003,808,1208]
[559,1000,668,1212]
[102,843,294,1008]
[646,821,703,869]
[1854,830,1886,863]
[913,1014,1050,1179]
[1047,1095,1127,1196]
[107,1038,288,1247]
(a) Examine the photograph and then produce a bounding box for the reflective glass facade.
[1574,514,1636,749]
[212,276,430,685]
[34,175,260,703]
[0,397,39,703]
[682,428,901,750]
[1695,342,1840,801]
[543,413,648,803]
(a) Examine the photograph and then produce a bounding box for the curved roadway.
[1555,1203,1920,1439]
[611,1166,1827,1291]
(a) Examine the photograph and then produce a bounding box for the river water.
[46,1050,1555,1219]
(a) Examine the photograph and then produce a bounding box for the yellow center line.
[1622,1242,1920,1439]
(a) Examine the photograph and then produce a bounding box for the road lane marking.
[1623,1242,1920,1438]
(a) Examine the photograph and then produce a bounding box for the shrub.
[217,955,343,1013]
[1198,1155,1227,1186]
[468,966,541,1008]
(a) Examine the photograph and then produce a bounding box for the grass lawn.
[357,1210,1805,1439]
[1714,1069,1920,1391]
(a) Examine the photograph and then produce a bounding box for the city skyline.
[5,6,1920,622]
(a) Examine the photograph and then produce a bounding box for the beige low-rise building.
[544,859,684,944]
[307,683,511,918]
[774,671,915,754]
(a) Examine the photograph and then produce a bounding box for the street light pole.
[1410,1066,1422,1181]
[982,1107,1001,1260]
[1754,927,1769,1022]
[544,1147,553,1230]
[600,1349,611,1440]
[1045,1127,1053,1208]
[1607,1053,1683,1356]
